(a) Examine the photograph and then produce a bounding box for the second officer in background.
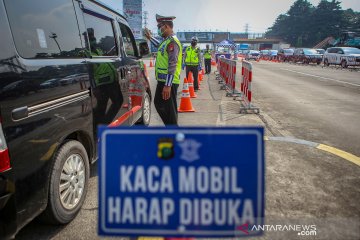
[183,36,201,91]
[203,44,212,74]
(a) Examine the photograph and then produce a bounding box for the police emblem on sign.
[157,138,175,160]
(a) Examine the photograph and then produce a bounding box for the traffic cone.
[199,72,203,82]
[187,71,194,83]
[149,58,154,67]
[143,63,149,79]
[188,71,200,90]
[178,77,195,112]
[187,77,197,98]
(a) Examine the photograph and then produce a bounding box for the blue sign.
[99,127,264,237]
[239,44,250,50]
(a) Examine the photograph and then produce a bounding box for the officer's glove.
[182,63,185,70]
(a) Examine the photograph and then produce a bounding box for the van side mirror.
[139,42,150,57]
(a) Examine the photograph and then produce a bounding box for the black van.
[0,0,151,238]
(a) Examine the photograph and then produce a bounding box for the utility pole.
[244,23,249,34]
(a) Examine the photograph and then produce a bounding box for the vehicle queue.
[243,46,360,69]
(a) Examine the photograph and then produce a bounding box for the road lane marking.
[280,68,360,87]
[265,136,360,167]
[267,136,318,147]
[317,144,360,167]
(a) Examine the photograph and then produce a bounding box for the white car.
[323,47,360,68]
[245,50,260,60]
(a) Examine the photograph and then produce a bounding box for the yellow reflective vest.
[185,46,200,66]
[155,36,182,85]
[204,49,212,59]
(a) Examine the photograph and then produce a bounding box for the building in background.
[176,31,288,50]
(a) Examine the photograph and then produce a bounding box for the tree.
[309,0,343,46]
[266,0,360,47]
[266,0,314,47]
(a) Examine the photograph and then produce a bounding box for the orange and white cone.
[187,77,197,98]
[149,58,154,67]
[187,71,194,83]
[178,77,195,112]
[199,72,203,82]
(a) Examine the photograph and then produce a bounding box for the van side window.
[83,12,117,57]
[4,0,83,59]
[119,23,137,57]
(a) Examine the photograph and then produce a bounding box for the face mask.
[158,25,165,37]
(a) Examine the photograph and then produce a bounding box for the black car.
[0,0,151,238]
[277,48,294,62]
[292,48,323,64]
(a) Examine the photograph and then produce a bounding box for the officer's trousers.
[205,59,211,74]
[154,81,179,125]
[185,65,199,90]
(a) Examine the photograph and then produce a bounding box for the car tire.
[137,91,151,126]
[341,60,348,68]
[40,140,89,224]
[324,59,329,67]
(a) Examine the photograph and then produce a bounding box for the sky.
[101,0,360,33]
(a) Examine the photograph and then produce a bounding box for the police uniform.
[184,42,201,90]
[151,14,183,125]
[204,47,212,74]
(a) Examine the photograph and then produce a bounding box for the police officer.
[144,14,182,125]
[204,44,212,74]
[183,36,201,91]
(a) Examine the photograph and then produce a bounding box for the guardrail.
[239,60,260,113]
[215,59,260,114]
[216,57,241,98]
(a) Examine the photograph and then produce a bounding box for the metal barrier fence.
[240,60,259,113]
[215,58,260,114]
[216,57,241,98]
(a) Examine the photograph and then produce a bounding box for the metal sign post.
[99,127,265,238]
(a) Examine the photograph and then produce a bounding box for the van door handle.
[12,106,29,121]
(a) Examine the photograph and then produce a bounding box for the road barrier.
[240,60,260,113]
[216,57,241,98]
[215,58,260,114]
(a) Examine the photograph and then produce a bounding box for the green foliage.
[265,0,360,47]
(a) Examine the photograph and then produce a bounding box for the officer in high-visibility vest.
[183,36,202,91]
[204,44,212,74]
[144,14,182,125]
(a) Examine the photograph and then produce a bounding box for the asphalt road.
[252,61,360,156]
[15,60,360,240]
